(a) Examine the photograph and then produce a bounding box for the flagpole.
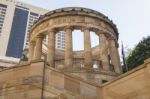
[121,42,128,71]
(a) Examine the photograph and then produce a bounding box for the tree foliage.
[126,36,150,70]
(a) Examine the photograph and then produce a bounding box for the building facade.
[0,56,19,68]
[0,0,49,58]
[43,31,65,50]
[55,31,65,49]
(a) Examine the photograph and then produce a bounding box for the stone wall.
[102,58,150,99]
[44,67,100,99]
[0,61,44,99]
[0,61,102,99]
[0,58,150,99]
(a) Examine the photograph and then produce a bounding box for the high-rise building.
[0,0,65,59]
[43,31,65,50]
[55,31,65,49]
[0,0,48,58]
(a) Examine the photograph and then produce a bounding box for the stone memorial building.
[0,7,150,99]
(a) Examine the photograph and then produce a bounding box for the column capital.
[36,35,44,39]
[98,32,109,41]
[108,37,119,48]
[81,26,91,32]
[29,41,36,46]
[64,26,74,31]
[98,32,105,37]
[97,30,110,37]
[47,28,57,33]
[108,35,116,40]
[98,30,105,33]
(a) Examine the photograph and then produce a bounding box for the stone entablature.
[31,7,118,38]
[30,14,118,42]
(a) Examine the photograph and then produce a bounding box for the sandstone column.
[109,38,122,74]
[99,32,110,71]
[29,41,35,61]
[47,30,55,67]
[65,27,73,67]
[83,28,93,69]
[33,36,43,60]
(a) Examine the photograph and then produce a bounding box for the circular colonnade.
[29,7,122,74]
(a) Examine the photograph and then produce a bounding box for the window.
[6,8,28,58]
[0,17,4,20]
[57,40,61,42]
[0,6,6,37]
[24,12,40,47]
[57,46,61,48]
[1,11,5,14]
[57,43,61,45]
[2,9,6,11]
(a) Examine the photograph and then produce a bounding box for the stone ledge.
[0,62,30,72]
[101,61,148,86]
[144,58,150,65]
[45,65,102,87]
[30,59,45,63]
[102,58,150,86]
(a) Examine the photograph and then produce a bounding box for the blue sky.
[19,0,150,51]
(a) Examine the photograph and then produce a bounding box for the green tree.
[126,36,150,70]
